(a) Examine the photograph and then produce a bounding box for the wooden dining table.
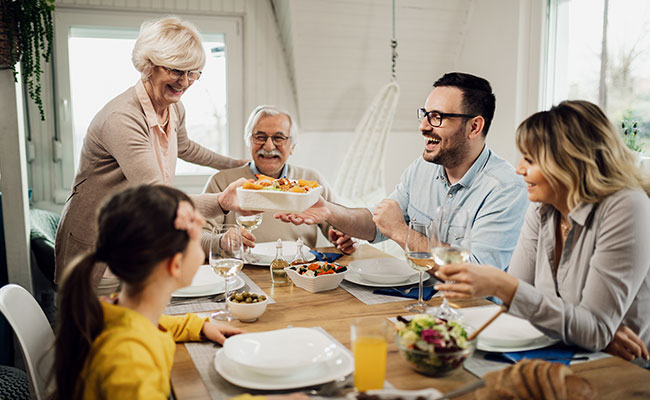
[170,245,650,399]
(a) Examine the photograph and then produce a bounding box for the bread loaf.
[474,359,597,400]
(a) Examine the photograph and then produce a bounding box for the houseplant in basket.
[0,0,55,120]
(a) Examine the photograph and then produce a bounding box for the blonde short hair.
[516,100,650,210]
[132,16,206,79]
[244,105,299,148]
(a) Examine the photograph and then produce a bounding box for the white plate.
[223,327,339,376]
[215,347,353,390]
[459,305,559,352]
[171,275,245,298]
[348,258,419,284]
[173,265,222,295]
[344,269,430,288]
[248,241,316,266]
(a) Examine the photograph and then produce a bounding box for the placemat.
[184,326,362,400]
[340,280,439,305]
[165,272,274,315]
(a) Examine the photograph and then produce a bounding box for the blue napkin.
[373,286,437,301]
[309,249,344,262]
[484,343,579,366]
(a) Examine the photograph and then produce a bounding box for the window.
[545,0,650,151]
[51,10,243,199]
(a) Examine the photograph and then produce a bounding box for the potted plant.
[0,0,55,120]
[621,120,643,152]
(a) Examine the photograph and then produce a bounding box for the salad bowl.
[285,262,347,293]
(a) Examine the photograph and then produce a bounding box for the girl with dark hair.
[52,184,243,399]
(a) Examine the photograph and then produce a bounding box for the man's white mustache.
[256,149,282,157]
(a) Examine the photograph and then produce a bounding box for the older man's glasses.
[162,66,202,81]
[251,133,290,146]
[417,108,476,127]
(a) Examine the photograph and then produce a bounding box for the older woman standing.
[435,100,650,361]
[55,16,246,292]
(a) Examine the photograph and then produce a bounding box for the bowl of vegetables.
[285,261,348,293]
[394,314,475,376]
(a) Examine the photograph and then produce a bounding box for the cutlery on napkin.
[309,249,344,262]
[373,286,436,301]
[483,344,582,366]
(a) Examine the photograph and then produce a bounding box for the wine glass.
[404,220,435,313]
[235,212,263,263]
[429,207,471,321]
[210,224,244,321]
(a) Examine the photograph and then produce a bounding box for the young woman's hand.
[434,263,519,305]
[605,325,649,361]
[202,321,244,345]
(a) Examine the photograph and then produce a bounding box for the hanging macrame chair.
[334,1,400,208]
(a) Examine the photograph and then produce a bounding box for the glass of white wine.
[210,224,244,321]
[235,212,263,263]
[404,220,435,313]
[429,207,471,321]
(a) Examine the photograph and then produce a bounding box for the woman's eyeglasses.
[161,66,202,81]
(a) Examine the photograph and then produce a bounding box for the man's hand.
[274,197,330,225]
[201,321,244,345]
[605,325,649,361]
[372,199,408,247]
[328,228,357,255]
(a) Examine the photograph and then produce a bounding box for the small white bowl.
[284,263,347,293]
[227,295,268,322]
[348,258,418,284]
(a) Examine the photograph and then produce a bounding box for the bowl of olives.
[227,291,268,322]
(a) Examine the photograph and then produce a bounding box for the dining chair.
[0,284,55,400]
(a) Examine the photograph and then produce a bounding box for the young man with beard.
[276,72,528,271]
[201,105,356,255]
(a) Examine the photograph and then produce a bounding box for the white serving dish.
[223,327,339,377]
[348,258,419,284]
[284,263,347,293]
[214,346,353,390]
[344,269,430,288]
[226,296,268,322]
[249,240,316,266]
[236,185,323,213]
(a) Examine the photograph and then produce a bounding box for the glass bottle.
[290,238,309,265]
[270,239,289,284]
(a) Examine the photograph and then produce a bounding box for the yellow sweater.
[78,301,207,399]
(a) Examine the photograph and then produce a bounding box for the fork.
[308,374,353,397]
[169,293,225,306]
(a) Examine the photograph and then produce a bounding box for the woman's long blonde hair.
[516,100,650,210]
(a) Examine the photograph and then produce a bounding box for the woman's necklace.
[159,109,169,127]
[560,217,571,241]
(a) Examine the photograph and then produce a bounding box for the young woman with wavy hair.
[434,100,650,363]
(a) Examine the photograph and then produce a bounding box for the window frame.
[51,9,243,201]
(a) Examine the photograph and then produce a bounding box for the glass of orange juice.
[350,317,387,391]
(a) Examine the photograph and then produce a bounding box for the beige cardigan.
[55,80,236,284]
[201,164,335,254]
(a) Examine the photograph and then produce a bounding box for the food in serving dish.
[284,261,348,293]
[226,291,268,322]
[236,176,323,213]
[395,314,474,376]
[242,174,319,193]
[289,261,347,276]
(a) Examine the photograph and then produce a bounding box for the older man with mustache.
[276,72,528,272]
[201,105,355,255]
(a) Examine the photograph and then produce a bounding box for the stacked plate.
[460,305,558,352]
[172,265,245,297]
[215,327,354,390]
[345,258,428,287]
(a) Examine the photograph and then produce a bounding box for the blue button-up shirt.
[248,161,289,178]
[372,146,528,271]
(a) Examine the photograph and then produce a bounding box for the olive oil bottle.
[290,238,308,266]
[270,239,289,284]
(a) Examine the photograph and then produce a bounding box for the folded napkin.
[309,249,344,262]
[373,286,436,301]
[485,344,578,366]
